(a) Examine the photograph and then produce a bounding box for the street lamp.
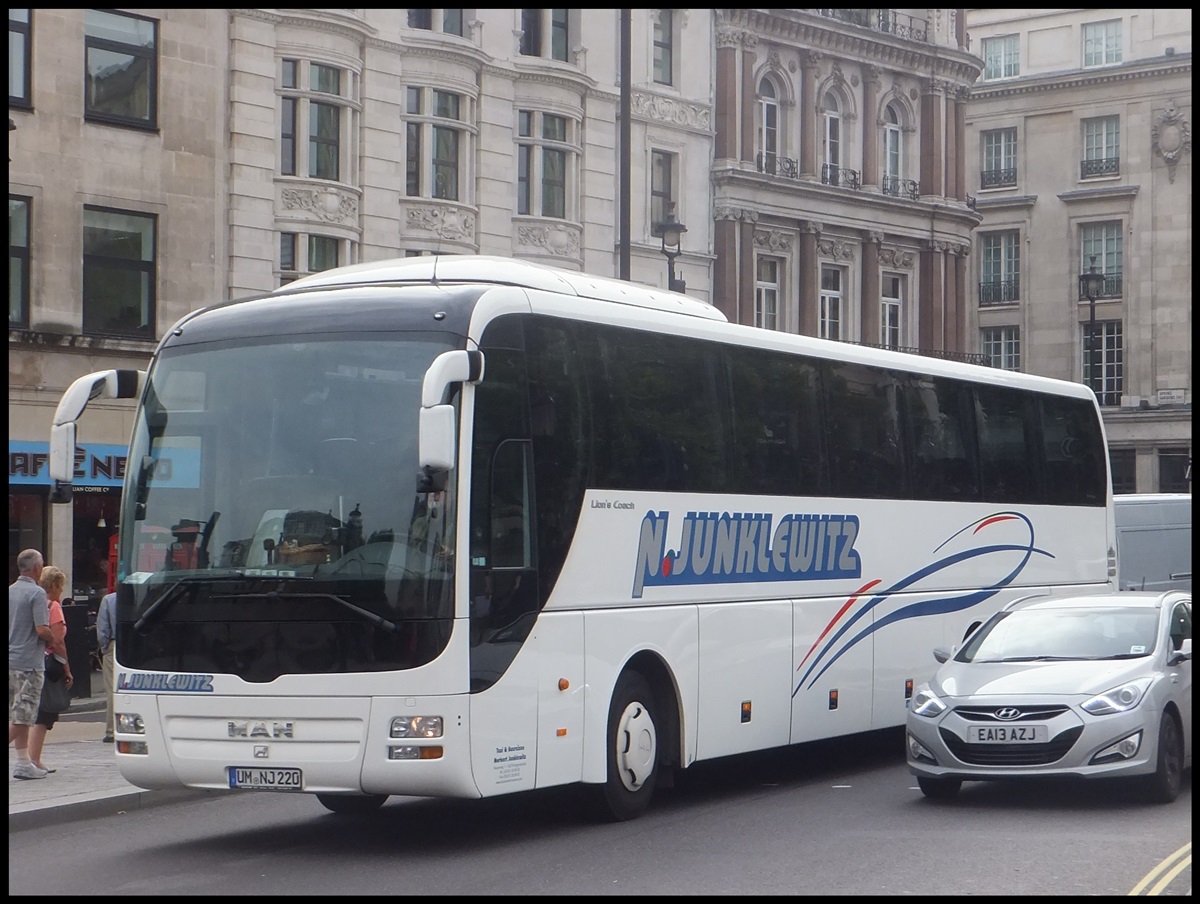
[1078,254,1105,398]
[654,202,688,293]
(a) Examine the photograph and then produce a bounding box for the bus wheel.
[595,671,659,822]
[316,793,388,815]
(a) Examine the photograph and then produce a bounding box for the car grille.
[940,725,1084,766]
[952,705,1070,722]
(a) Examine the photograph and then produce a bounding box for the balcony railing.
[980,167,1017,189]
[756,152,799,179]
[979,279,1020,306]
[881,174,920,200]
[854,340,990,366]
[821,163,861,189]
[811,9,930,43]
[1080,156,1120,178]
[1081,272,1124,298]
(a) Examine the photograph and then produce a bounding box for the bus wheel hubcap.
[616,701,656,792]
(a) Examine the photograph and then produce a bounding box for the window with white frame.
[405,86,467,201]
[979,231,1020,305]
[9,9,32,108]
[882,104,903,192]
[650,149,676,234]
[1083,19,1122,68]
[1081,116,1120,178]
[880,272,903,349]
[280,231,345,285]
[10,195,30,327]
[756,77,779,170]
[982,34,1019,80]
[407,9,464,36]
[1080,221,1122,297]
[280,59,353,182]
[517,109,574,219]
[84,8,158,128]
[652,9,675,86]
[1081,320,1122,406]
[981,326,1020,371]
[755,257,780,330]
[520,9,570,62]
[819,264,844,340]
[822,94,841,175]
[980,127,1017,188]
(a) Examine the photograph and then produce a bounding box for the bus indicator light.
[828,689,839,710]
[558,678,569,691]
[904,679,913,699]
[556,728,567,737]
[740,701,752,723]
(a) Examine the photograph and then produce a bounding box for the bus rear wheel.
[593,670,659,822]
[317,793,388,815]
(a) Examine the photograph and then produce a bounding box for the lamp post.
[1078,254,1105,399]
[654,202,688,293]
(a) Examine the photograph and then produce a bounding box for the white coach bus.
[49,256,1117,820]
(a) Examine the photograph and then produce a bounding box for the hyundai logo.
[994,707,1022,721]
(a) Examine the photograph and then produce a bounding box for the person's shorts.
[35,707,59,729]
[8,668,45,726]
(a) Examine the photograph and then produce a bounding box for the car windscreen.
[957,607,1159,662]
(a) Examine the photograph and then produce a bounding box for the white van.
[1113,493,1192,592]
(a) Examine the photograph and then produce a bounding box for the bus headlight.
[116,712,146,734]
[390,716,443,738]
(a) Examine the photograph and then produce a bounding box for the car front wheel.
[1144,713,1183,804]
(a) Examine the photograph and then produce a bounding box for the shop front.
[8,440,124,609]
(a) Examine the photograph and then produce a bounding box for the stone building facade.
[965,8,1192,493]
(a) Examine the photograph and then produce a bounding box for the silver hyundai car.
[906,590,1192,802]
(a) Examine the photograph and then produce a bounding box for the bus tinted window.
[975,384,1038,504]
[823,361,906,499]
[905,375,979,502]
[1039,394,1106,506]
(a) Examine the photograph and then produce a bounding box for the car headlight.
[1081,678,1153,716]
[910,686,947,718]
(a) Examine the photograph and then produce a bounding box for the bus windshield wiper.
[133,577,216,633]
[224,590,400,634]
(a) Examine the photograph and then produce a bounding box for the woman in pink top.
[29,565,75,773]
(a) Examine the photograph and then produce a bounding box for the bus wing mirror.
[419,405,457,471]
[49,369,144,491]
[417,350,483,477]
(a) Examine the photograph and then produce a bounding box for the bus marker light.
[558,678,569,691]
[828,690,839,710]
[419,746,443,760]
[556,728,567,737]
[740,701,752,723]
[905,679,913,699]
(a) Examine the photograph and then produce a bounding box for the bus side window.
[490,439,533,569]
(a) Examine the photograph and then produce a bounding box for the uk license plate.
[968,724,1048,744]
[229,766,303,790]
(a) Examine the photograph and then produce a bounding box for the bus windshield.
[116,332,459,679]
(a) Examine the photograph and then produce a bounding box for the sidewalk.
[8,669,210,831]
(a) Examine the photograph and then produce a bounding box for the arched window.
[757,78,779,165]
[882,103,903,191]
[822,93,841,178]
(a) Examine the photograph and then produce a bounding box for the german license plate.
[229,766,303,790]
[968,724,1047,744]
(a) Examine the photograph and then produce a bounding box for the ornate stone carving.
[404,204,475,241]
[631,92,712,130]
[517,222,580,257]
[715,27,741,50]
[799,219,824,235]
[879,246,915,269]
[280,187,359,224]
[1152,99,1191,184]
[817,237,855,261]
[754,229,793,252]
[867,230,885,245]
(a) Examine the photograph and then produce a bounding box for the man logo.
[227,720,294,739]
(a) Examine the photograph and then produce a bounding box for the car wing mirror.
[933,645,951,664]
[1167,637,1192,667]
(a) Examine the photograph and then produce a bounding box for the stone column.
[798,220,821,335]
[951,243,969,353]
[920,79,944,198]
[800,51,821,179]
[740,34,758,165]
[714,27,740,161]
[919,239,946,350]
[739,213,758,323]
[954,87,969,203]
[944,89,958,201]
[861,231,882,345]
[713,209,740,321]
[862,66,882,191]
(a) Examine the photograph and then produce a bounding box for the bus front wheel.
[317,793,388,815]
[594,670,659,822]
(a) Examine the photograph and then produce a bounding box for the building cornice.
[973,193,1038,211]
[970,57,1191,100]
[1057,185,1141,204]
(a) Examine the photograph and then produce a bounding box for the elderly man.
[8,548,54,779]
